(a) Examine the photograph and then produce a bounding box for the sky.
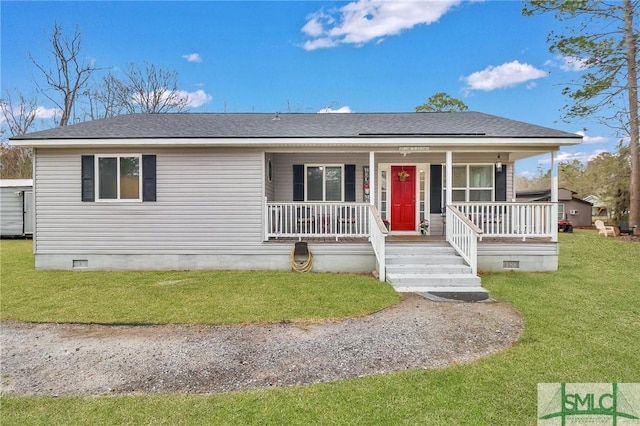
[0,0,623,177]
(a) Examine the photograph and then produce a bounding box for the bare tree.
[0,91,38,136]
[85,73,129,120]
[0,91,38,178]
[118,62,188,114]
[31,23,99,126]
[0,143,33,178]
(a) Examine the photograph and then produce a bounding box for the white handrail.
[446,205,482,276]
[451,202,555,241]
[368,205,388,282]
[266,202,370,240]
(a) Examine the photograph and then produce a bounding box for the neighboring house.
[583,194,610,220]
[12,112,582,294]
[0,179,34,238]
[516,188,592,227]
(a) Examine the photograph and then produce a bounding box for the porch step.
[386,273,481,286]
[385,241,486,294]
[393,286,489,294]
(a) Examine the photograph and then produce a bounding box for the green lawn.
[0,240,399,324]
[2,232,639,425]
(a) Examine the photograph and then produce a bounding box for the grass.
[1,231,639,425]
[0,240,399,324]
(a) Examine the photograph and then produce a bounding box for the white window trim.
[304,164,344,202]
[443,163,495,203]
[95,154,143,202]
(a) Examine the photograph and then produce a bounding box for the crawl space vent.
[73,259,88,269]
[503,260,520,269]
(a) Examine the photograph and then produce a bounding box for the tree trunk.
[624,0,639,228]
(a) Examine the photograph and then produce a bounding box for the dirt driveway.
[0,294,522,396]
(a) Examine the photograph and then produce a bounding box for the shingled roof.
[13,112,580,140]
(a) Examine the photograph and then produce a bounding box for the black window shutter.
[142,155,157,202]
[293,165,304,201]
[81,155,95,202]
[495,164,507,202]
[344,164,356,202]
[430,165,442,213]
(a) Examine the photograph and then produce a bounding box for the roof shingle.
[12,112,581,140]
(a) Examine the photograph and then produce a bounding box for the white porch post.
[445,151,453,205]
[445,151,452,236]
[551,151,559,242]
[369,151,375,206]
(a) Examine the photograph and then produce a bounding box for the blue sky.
[0,0,619,176]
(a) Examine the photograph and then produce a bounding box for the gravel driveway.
[0,294,522,396]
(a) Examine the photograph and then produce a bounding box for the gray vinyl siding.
[273,153,370,202]
[34,148,265,254]
[1,183,32,237]
[271,152,515,203]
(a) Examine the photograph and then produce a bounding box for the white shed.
[1,179,33,237]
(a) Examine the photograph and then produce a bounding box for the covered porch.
[263,149,563,285]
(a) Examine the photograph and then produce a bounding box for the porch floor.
[266,235,552,244]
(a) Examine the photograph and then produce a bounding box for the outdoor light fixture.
[496,154,503,172]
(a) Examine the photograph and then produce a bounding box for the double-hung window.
[444,164,494,202]
[81,154,155,202]
[558,203,565,220]
[97,155,142,201]
[306,165,343,202]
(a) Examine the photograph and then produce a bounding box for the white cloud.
[180,89,212,108]
[182,53,202,63]
[301,0,461,50]
[35,106,61,120]
[575,131,608,144]
[131,89,212,109]
[317,106,352,113]
[538,149,609,165]
[462,60,548,92]
[517,170,535,179]
[546,55,588,72]
[559,56,588,71]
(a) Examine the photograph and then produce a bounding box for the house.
[12,112,582,294]
[0,179,34,238]
[516,188,592,227]
[583,194,610,220]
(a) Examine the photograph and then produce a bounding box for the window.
[558,203,565,220]
[81,155,155,202]
[306,165,343,201]
[443,164,494,203]
[266,159,273,182]
[97,155,141,200]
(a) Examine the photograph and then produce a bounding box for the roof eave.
[12,135,583,149]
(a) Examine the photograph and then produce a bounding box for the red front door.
[390,165,416,231]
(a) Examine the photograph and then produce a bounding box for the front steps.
[385,241,487,294]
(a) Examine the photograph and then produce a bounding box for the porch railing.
[446,205,482,276]
[368,205,388,282]
[265,202,370,240]
[451,202,556,241]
